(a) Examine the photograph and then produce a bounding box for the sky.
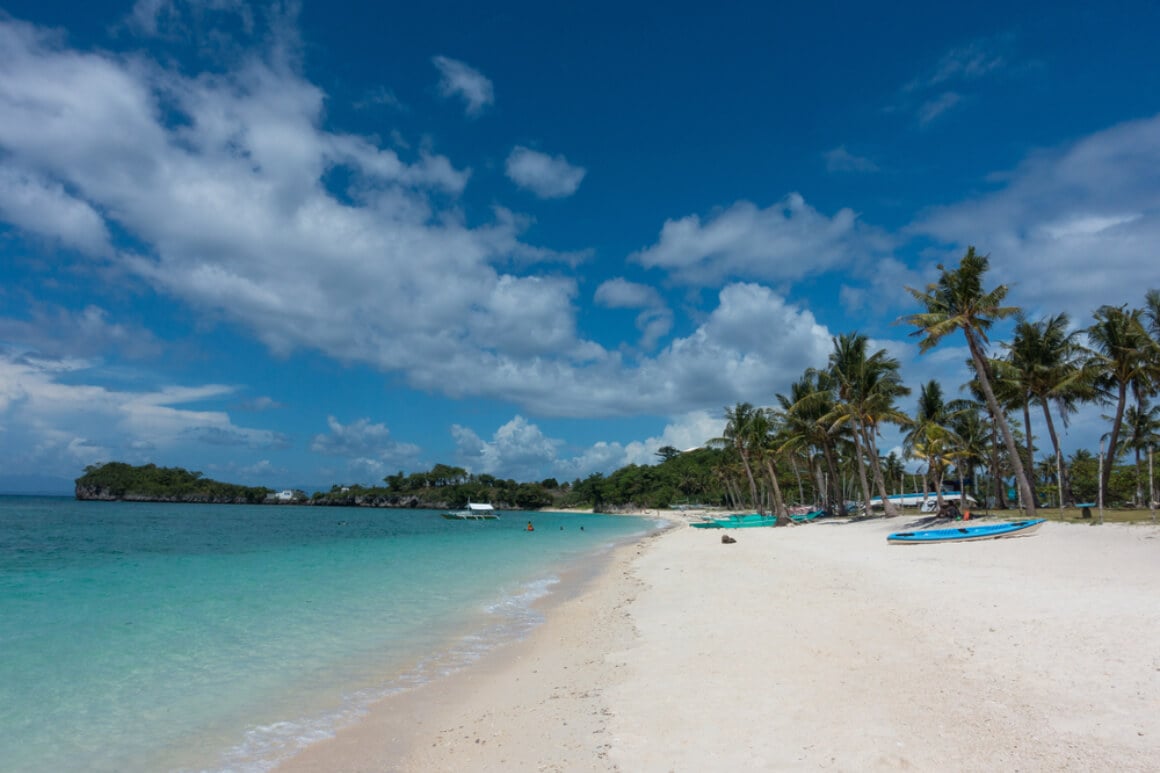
[2,0,1160,494]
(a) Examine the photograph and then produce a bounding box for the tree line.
[698,247,1159,519]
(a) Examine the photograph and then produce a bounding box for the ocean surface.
[0,496,662,772]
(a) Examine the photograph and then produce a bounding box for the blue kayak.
[887,518,1045,544]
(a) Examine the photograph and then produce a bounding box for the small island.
[75,462,272,504]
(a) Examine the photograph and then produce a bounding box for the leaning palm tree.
[904,247,1037,518]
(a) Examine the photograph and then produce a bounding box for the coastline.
[278,514,1160,771]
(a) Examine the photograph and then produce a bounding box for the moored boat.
[690,513,778,529]
[442,502,499,520]
[887,518,1045,545]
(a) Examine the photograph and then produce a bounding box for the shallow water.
[0,497,660,772]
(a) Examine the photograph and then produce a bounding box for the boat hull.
[691,513,779,529]
[441,512,499,520]
[887,519,1045,544]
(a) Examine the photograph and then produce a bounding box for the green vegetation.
[75,462,271,503]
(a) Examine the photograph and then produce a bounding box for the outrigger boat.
[442,502,499,520]
[690,513,775,529]
[887,518,1045,545]
[691,509,827,529]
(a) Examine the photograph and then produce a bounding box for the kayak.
[887,518,1045,545]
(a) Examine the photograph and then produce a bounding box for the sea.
[0,496,664,772]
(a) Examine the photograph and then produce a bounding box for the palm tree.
[778,372,846,516]
[882,452,906,495]
[1121,399,1160,506]
[904,247,1037,517]
[999,313,1089,506]
[904,380,960,509]
[1084,304,1159,501]
[714,402,764,513]
[947,399,990,507]
[826,332,911,516]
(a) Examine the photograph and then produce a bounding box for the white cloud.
[454,411,726,482]
[452,416,562,481]
[505,146,587,198]
[630,194,890,286]
[0,350,284,478]
[311,416,421,462]
[432,55,494,116]
[0,166,112,255]
[594,278,662,309]
[594,279,672,350]
[909,112,1160,320]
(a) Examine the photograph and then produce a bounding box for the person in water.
[526,521,534,532]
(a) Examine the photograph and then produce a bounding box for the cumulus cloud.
[505,146,587,198]
[631,194,890,286]
[909,112,1160,319]
[433,55,494,116]
[453,416,562,481]
[454,411,727,482]
[311,416,420,459]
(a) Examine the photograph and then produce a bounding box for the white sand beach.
[281,515,1160,771]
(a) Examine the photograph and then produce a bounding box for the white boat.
[866,492,977,513]
[441,502,498,520]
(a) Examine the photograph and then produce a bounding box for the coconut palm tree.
[904,380,961,509]
[778,372,846,516]
[904,247,1037,517]
[1084,304,1160,501]
[714,402,764,513]
[825,332,911,516]
[947,399,990,506]
[1121,399,1160,506]
[882,451,906,495]
[999,313,1089,506]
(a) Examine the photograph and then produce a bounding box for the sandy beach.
[281,514,1160,771]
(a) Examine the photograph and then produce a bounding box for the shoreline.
[278,515,1160,771]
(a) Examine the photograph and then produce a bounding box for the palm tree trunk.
[737,449,762,514]
[861,423,899,517]
[967,332,1037,517]
[851,422,873,515]
[1040,400,1072,506]
[791,453,805,505]
[1103,383,1128,501]
[821,442,845,516]
[1022,397,1035,485]
[763,458,788,519]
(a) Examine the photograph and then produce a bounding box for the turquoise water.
[0,497,661,772]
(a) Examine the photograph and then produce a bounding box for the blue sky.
[2,0,1160,494]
